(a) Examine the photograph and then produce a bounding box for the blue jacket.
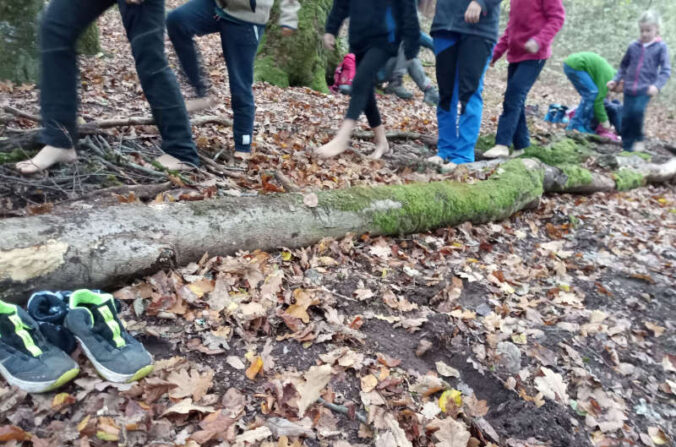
[613,39,671,96]
[326,0,420,59]
[431,0,502,43]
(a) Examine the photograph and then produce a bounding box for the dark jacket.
[325,0,421,60]
[613,39,671,96]
[431,0,502,44]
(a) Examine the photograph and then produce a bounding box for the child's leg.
[434,34,460,162]
[563,64,597,133]
[166,0,221,98]
[118,0,199,167]
[621,95,650,151]
[455,36,493,164]
[220,20,264,157]
[17,0,113,174]
[495,60,546,149]
[316,47,391,159]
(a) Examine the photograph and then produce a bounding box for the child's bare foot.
[368,125,390,159]
[315,119,355,159]
[154,153,194,171]
[185,95,218,113]
[315,137,349,159]
[15,146,77,175]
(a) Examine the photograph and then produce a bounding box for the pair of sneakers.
[0,290,153,393]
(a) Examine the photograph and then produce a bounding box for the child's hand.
[647,85,659,96]
[524,38,539,54]
[606,80,617,91]
[322,33,336,50]
[464,1,482,24]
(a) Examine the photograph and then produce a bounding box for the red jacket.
[492,0,565,64]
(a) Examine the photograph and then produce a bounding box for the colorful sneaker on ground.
[595,124,620,142]
[65,290,153,383]
[0,300,79,393]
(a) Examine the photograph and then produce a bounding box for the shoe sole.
[0,362,79,393]
[75,337,153,383]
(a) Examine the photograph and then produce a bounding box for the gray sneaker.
[0,300,79,393]
[388,84,414,100]
[65,290,153,383]
[423,87,439,106]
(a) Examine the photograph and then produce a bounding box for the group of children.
[13,0,671,175]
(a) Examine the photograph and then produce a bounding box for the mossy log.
[0,0,43,84]
[1,153,674,303]
[254,0,342,92]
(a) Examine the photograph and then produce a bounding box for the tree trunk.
[1,156,674,304]
[77,22,101,56]
[254,0,342,92]
[0,0,43,84]
[0,160,544,303]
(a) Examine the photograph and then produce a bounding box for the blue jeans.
[39,0,199,165]
[167,0,264,153]
[621,94,650,151]
[434,32,492,164]
[495,59,546,149]
[563,63,597,133]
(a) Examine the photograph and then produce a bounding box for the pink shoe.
[595,124,620,142]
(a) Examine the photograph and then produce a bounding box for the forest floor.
[0,4,675,447]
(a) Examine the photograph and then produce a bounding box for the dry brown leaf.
[285,289,318,323]
[534,367,569,403]
[167,368,214,402]
[162,398,214,416]
[435,361,460,378]
[384,412,412,447]
[0,425,29,442]
[429,417,471,447]
[360,374,378,393]
[296,364,333,417]
[246,356,264,380]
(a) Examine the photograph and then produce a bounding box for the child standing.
[607,11,671,152]
[315,0,420,160]
[563,52,616,136]
[427,0,503,170]
[483,0,565,159]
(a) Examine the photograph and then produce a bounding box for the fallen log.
[1,155,675,304]
[0,159,544,302]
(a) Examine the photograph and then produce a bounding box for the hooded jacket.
[431,0,503,44]
[325,0,421,60]
[492,0,565,64]
[215,0,300,29]
[613,39,671,96]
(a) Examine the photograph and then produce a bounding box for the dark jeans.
[621,94,650,150]
[167,0,264,153]
[39,0,198,165]
[495,59,546,149]
[346,46,394,128]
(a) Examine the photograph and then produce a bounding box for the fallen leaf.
[534,367,569,403]
[648,426,669,445]
[96,417,120,442]
[296,364,333,417]
[235,426,272,443]
[384,412,412,447]
[439,389,462,413]
[52,392,76,411]
[360,374,378,393]
[435,361,460,378]
[168,368,214,402]
[0,425,29,442]
[246,356,264,381]
[285,289,318,323]
[226,356,246,370]
[162,398,214,416]
[645,321,665,337]
[429,417,471,447]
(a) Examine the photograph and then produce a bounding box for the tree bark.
[1,156,674,304]
[0,0,43,84]
[0,159,544,303]
[254,0,342,92]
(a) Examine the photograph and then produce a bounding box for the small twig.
[3,105,41,122]
[320,286,358,302]
[318,398,368,425]
[272,170,301,192]
[198,154,246,180]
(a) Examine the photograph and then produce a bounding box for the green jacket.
[215,0,300,29]
[564,52,616,124]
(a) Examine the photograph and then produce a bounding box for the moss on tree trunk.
[0,0,43,84]
[254,0,342,92]
[77,22,101,56]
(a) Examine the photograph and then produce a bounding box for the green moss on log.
[613,168,645,191]
[0,0,43,83]
[559,164,593,189]
[255,0,341,92]
[522,138,591,166]
[319,159,544,235]
[474,134,496,155]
